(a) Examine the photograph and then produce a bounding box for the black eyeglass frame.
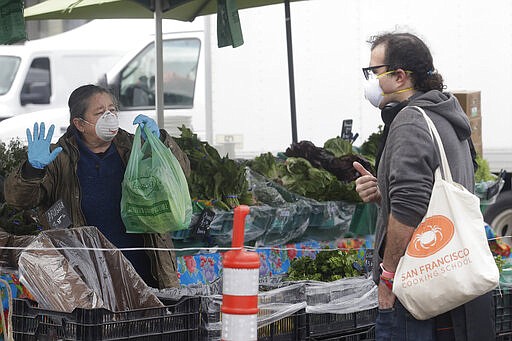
[362,64,390,80]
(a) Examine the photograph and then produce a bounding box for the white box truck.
[0,20,152,121]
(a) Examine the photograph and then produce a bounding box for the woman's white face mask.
[82,110,119,141]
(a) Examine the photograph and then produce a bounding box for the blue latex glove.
[26,122,63,169]
[133,114,160,140]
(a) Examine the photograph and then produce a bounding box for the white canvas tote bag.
[392,106,499,320]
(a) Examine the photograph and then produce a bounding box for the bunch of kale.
[285,139,375,182]
[174,126,253,210]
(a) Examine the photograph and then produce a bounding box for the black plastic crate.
[307,325,375,341]
[199,310,221,341]
[199,308,307,341]
[305,308,377,339]
[497,333,512,341]
[258,308,307,341]
[200,327,221,341]
[12,296,200,340]
[495,287,512,335]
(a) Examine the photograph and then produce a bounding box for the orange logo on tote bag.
[406,215,455,258]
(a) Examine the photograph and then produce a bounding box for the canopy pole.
[155,0,164,128]
[284,0,298,144]
[204,16,214,145]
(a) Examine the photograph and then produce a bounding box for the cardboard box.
[470,116,482,155]
[453,91,481,119]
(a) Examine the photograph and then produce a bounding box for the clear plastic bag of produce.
[304,276,378,314]
[207,206,271,245]
[258,302,307,329]
[302,200,356,241]
[199,282,307,340]
[255,200,312,246]
[475,170,506,206]
[0,230,36,268]
[207,202,311,246]
[475,177,505,206]
[499,257,512,287]
[248,168,355,243]
[247,168,301,206]
[18,226,163,312]
[307,201,355,229]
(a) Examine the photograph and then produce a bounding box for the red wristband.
[380,263,395,278]
[380,275,394,290]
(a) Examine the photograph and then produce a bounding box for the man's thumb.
[353,161,372,176]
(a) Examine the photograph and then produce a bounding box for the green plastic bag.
[121,126,192,233]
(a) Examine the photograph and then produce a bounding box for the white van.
[0,46,129,120]
[0,22,142,121]
[0,18,205,144]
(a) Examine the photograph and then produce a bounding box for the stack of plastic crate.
[495,287,512,341]
[12,295,200,340]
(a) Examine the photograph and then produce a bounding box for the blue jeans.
[376,300,436,341]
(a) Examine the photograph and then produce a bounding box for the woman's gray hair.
[68,84,116,125]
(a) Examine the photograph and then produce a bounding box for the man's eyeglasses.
[362,64,389,80]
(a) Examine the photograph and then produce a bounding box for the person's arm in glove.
[26,122,63,169]
[133,114,160,140]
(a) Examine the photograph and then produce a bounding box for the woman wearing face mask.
[5,84,190,289]
[353,33,491,341]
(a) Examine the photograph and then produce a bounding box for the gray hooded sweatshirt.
[373,90,494,340]
[373,89,474,280]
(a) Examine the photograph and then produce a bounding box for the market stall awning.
[24,0,305,21]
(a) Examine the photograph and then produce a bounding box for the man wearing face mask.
[352,33,493,340]
[5,84,190,289]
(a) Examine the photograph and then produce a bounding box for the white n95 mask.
[82,111,119,142]
[364,78,384,108]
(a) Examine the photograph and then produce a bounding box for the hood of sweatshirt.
[409,90,472,141]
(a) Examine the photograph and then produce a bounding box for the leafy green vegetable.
[175,126,253,210]
[287,248,365,281]
[359,125,383,166]
[0,203,42,235]
[475,155,496,182]
[0,139,42,235]
[247,152,279,180]
[285,140,374,182]
[324,137,353,157]
[278,157,357,202]
[249,146,365,202]
[0,139,27,178]
[495,255,506,274]
[287,256,321,281]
